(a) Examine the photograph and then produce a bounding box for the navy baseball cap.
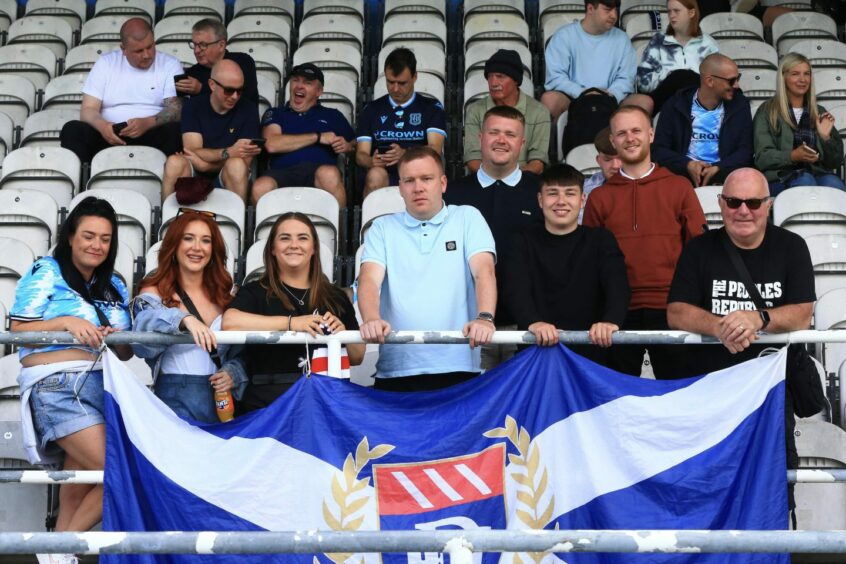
[290,63,324,85]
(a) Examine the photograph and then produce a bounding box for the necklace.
[281,283,308,306]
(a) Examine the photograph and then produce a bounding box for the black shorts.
[262,162,322,188]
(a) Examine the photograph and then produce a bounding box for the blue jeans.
[769,171,846,196]
[155,373,217,424]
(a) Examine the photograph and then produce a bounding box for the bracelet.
[287,313,293,332]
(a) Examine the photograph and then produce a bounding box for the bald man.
[60,17,185,164]
[653,53,753,187]
[162,60,261,201]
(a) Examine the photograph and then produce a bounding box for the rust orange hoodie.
[583,165,706,310]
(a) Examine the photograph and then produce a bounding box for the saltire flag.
[102,344,788,564]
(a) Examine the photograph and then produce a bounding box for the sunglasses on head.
[211,78,244,97]
[177,207,217,219]
[719,195,771,210]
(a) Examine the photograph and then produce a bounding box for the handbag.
[175,176,214,205]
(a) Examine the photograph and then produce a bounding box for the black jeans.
[60,120,182,163]
[609,308,690,379]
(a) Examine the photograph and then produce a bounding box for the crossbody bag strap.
[78,285,112,328]
[175,286,222,369]
[720,230,767,311]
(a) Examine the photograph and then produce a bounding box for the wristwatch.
[221,148,230,160]
[759,310,770,330]
[476,312,495,324]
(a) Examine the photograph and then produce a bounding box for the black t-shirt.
[668,225,816,373]
[181,93,260,148]
[186,50,259,105]
[227,280,359,377]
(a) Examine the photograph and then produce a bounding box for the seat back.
[0,72,37,127]
[0,44,56,91]
[162,0,226,21]
[773,185,846,239]
[805,234,846,299]
[80,15,129,45]
[20,108,78,148]
[0,237,36,314]
[160,191,246,256]
[70,188,152,257]
[244,239,334,283]
[564,143,600,176]
[43,73,88,111]
[87,146,167,207]
[233,0,295,27]
[360,186,404,244]
[7,16,74,59]
[94,0,156,24]
[254,187,340,255]
[0,188,58,257]
[0,147,80,209]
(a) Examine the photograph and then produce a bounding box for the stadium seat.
[625,12,668,52]
[145,239,237,278]
[384,0,446,22]
[463,72,534,113]
[795,420,846,530]
[243,238,335,283]
[303,0,364,21]
[814,69,846,105]
[80,15,127,45]
[0,237,36,314]
[717,41,778,71]
[0,304,7,355]
[256,73,278,119]
[299,14,363,51]
[162,0,225,22]
[792,39,846,69]
[42,73,88,111]
[771,12,837,56]
[805,233,846,299]
[86,146,167,208]
[254,187,340,255]
[232,0,295,27]
[379,42,446,83]
[619,0,665,29]
[0,188,59,257]
[62,43,117,75]
[25,0,86,32]
[19,108,78,148]
[565,144,600,176]
[538,0,583,28]
[294,42,362,87]
[464,13,530,49]
[0,44,56,92]
[738,69,777,102]
[7,16,74,59]
[699,12,764,43]
[374,72,445,107]
[113,240,137,292]
[541,12,582,48]
[235,41,286,87]
[154,16,205,46]
[464,42,530,83]
[828,104,846,146]
[813,288,846,393]
[160,191,246,256]
[695,185,724,230]
[94,0,156,24]
[0,111,15,164]
[382,14,447,50]
[773,185,846,239]
[464,0,524,21]
[70,188,152,257]
[156,42,195,68]
[0,147,80,209]
[0,0,16,34]
[360,186,403,244]
[227,15,291,62]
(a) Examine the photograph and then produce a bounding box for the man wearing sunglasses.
[668,167,815,373]
[176,18,258,109]
[653,53,753,187]
[162,60,260,202]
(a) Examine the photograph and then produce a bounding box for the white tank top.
[160,315,221,375]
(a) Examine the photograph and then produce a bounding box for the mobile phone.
[803,142,819,155]
[375,143,392,154]
[112,122,127,135]
[250,138,266,147]
[173,73,188,82]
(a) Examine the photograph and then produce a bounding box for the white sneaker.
[35,554,79,564]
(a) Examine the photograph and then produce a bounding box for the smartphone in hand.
[375,143,392,154]
[112,122,127,135]
[250,138,266,147]
[173,73,189,83]
[802,142,819,156]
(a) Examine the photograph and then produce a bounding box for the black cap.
[290,62,324,85]
[484,49,523,86]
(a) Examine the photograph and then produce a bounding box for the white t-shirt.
[82,49,183,123]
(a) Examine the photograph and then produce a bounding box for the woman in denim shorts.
[10,197,132,564]
[132,209,246,423]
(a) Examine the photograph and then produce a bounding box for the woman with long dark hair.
[132,209,246,423]
[11,197,132,563]
[222,212,364,412]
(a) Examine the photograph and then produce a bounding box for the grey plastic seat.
[43,73,87,111]
[233,0,295,27]
[738,69,777,102]
[795,420,846,530]
[0,0,16,35]
[772,12,837,56]
[154,15,205,46]
[0,147,81,209]
[299,13,363,51]
[94,0,156,24]
[774,185,846,239]
[227,15,291,61]
[382,13,446,50]
[7,16,75,59]
[235,41,286,87]
[700,12,764,42]
[293,42,362,86]
[792,39,846,69]
[80,15,128,45]
[0,111,15,165]
[814,69,846,105]
[256,73,277,119]
[0,44,56,91]
[717,41,778,70]
[619,0,665,29]
[70,188,152,257]
[565,143,600,176]
[87,146,167,208]
[25,0,87,32]
[695,185,724,230]
[162,0,225,21]
[384,0,445,22]
[156,42,195,68]
[254,187,340,255]
[0,188,59,256]
[20,108,78,148]
[303,0,364,21]
[464,0,524,21]
[542,12,582,48]
[464,13,529,49]
[62,43,117,75]
[360,186,404,244]
[805,234,846,299]
[539,0,583,31]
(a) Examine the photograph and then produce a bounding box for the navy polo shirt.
[261,102,355,170]
[356,92,447,150]
[181,93,260,148]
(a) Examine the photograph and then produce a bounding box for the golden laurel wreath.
[318,436,395,564]
[485,415,556,564]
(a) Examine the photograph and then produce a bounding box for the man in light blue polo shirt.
[358,145,497,391]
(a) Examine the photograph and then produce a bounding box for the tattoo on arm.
[155,97,182,126]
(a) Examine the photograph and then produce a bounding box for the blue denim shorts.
[30,369,104,446]
[155,373,217,424]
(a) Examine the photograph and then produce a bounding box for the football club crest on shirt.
[381,116,388,124]
[410,113,422,126]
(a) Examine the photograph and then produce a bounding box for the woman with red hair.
[131,209,245,423]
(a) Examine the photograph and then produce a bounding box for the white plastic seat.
[542,12,582,48]
[464,13,529,49]
[772,12,837,56]
[373,73,445,107]
[716,40,778,70]
[814,288,846,387]
[25,0,86,31]
[156,42,195,68]
[463,72,533,113]
[162,0,225,21]
[0,44,56,91]
[0,0,16,33]
[87,146,167,208]
[464,42,530,83]
[538,0,583,25]
[113,240,137,293]
[792,39,846,69]
[254,187,340,255]
[619,0,665,29]
[70,188,152,257]
[695,185,724,230]
[700,12,764,42]
[154,16,205,46]
[794,420,846,530]
[384,0,445,22]
[235,41,286,87]
[160,191,246,256]
[94,0,156,24]
[379,42,446,83]
[738,69,777,101]
[257,73,278,119]
[773,185,846,239]
[144,239,236,278]
[80,15,128,45]
[0,188,58,257]
[244,238,334,283]
[62,43,117,75]
[20,108,78,148]
[0,147,80,209]
[360,186,403,244]
[0,111,15,164]
[464,0,524,21]
[625,12,668,51]
[805,234,846,299]
[43,73,87,111]
[382,14,446,50]
[303,0,364,21]
[227,15,291,61]
[814,69,846,105]
[0,237,36,315]
[564,144,600,176]
[294,42,362,87]
[233,0,295,27]
[7,16,74,59]
[299,13,363,51]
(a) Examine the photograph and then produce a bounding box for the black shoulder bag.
[175,287,222,370]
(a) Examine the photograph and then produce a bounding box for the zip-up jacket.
[583,164,706,310]
[652,87,754,178]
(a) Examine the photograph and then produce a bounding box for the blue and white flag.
[102,345,788,564]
